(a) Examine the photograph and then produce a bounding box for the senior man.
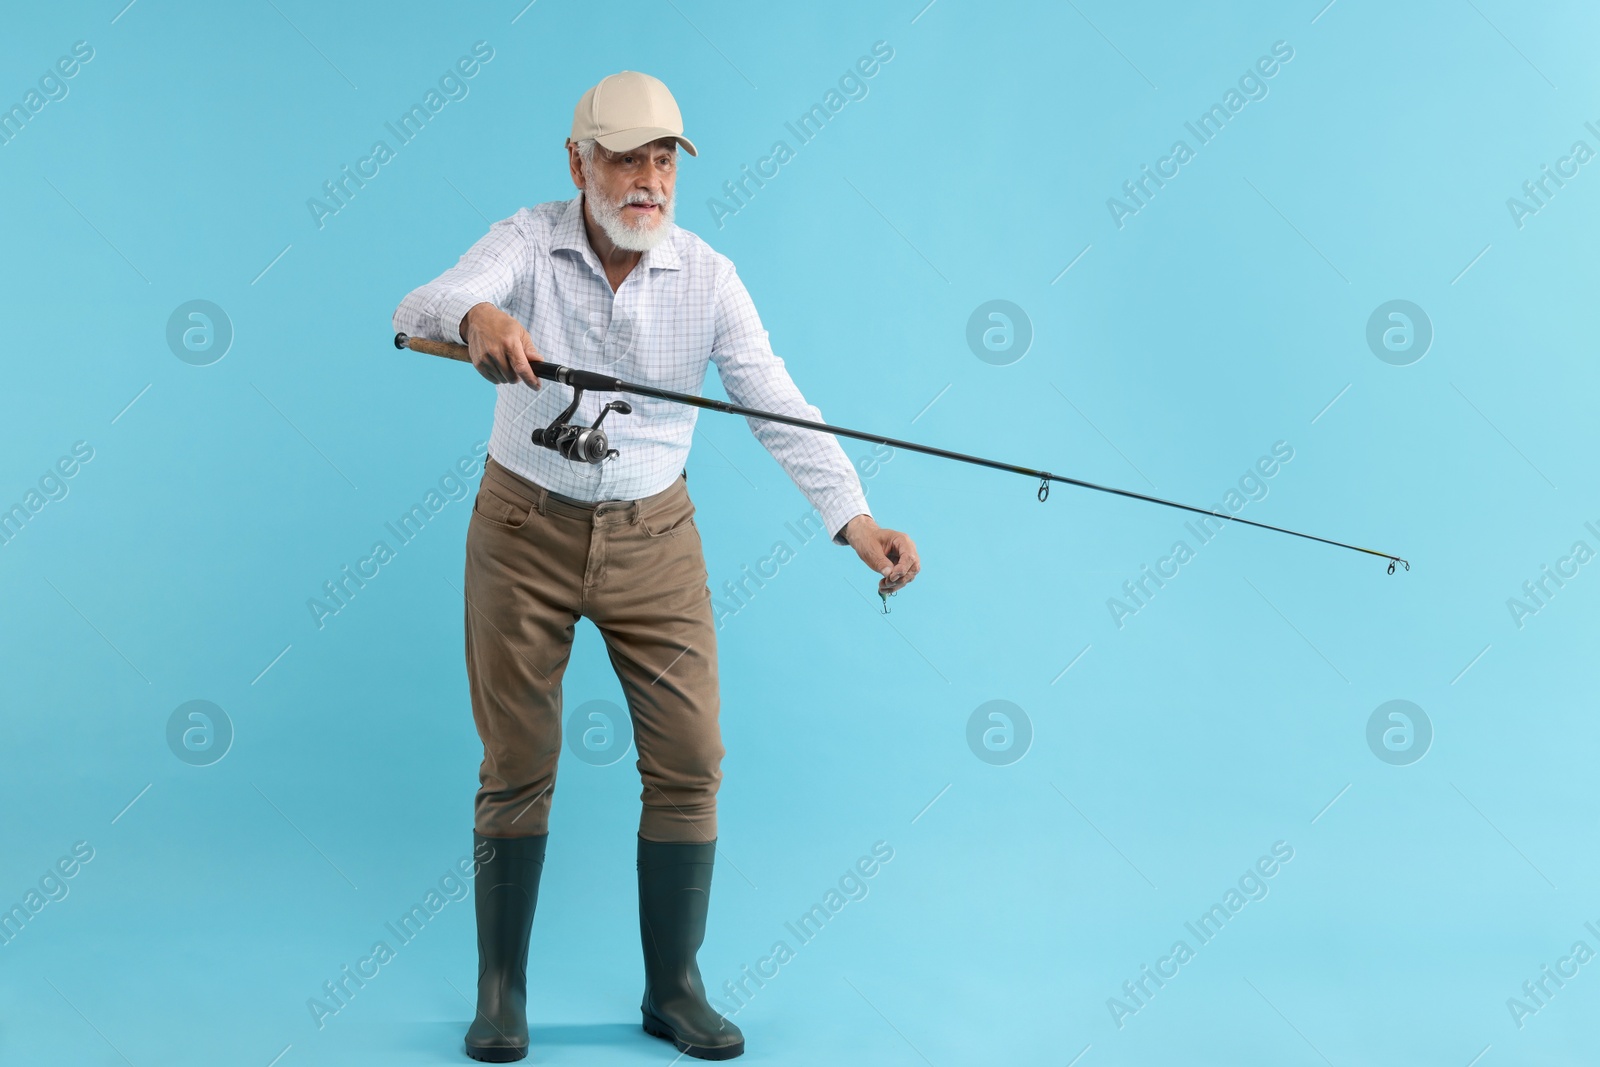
[392,70,919,1062]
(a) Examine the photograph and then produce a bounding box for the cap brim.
[595,127,697,157]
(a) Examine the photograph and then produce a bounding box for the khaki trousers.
[463,455,723,843]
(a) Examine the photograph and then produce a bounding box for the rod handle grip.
[394,332,471,362]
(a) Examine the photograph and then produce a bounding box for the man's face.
[570,137,678,252]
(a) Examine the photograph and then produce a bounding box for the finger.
[485,351,511,385]
[900,549,922,583]
[494,346,520,385]
[859,543,893,577]
[507,347,539,391]
[480,352,507,385]
[518,334,543,390]
[885,559,915,588]
[884,536,915,580]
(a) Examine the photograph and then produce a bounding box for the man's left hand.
[844,514,921,595]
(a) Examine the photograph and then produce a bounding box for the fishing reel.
[531,383,631,464]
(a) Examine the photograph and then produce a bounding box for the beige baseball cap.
[568,70,698,156]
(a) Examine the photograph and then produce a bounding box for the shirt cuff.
[828,498,872,547]
[436,291,490,345]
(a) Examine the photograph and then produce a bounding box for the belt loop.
[533,483,549,517]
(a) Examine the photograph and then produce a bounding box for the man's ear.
[567,139,584,191]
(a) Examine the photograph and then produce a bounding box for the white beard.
[585,184,674,252]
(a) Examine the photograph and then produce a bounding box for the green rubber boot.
[465,831,547,1063]
[637,836,745,1060]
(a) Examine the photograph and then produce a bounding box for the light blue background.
[2,1,1597,1064]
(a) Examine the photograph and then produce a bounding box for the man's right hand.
[461,302,543,389]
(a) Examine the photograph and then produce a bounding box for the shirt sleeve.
[708,260,871,546]
[392,213,532,344]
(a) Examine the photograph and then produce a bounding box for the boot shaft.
[637,838,716,993]
[473,832,549,981]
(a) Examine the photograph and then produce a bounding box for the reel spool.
[530,384,631,464]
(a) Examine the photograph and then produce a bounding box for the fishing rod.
[393,332,1411,574]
